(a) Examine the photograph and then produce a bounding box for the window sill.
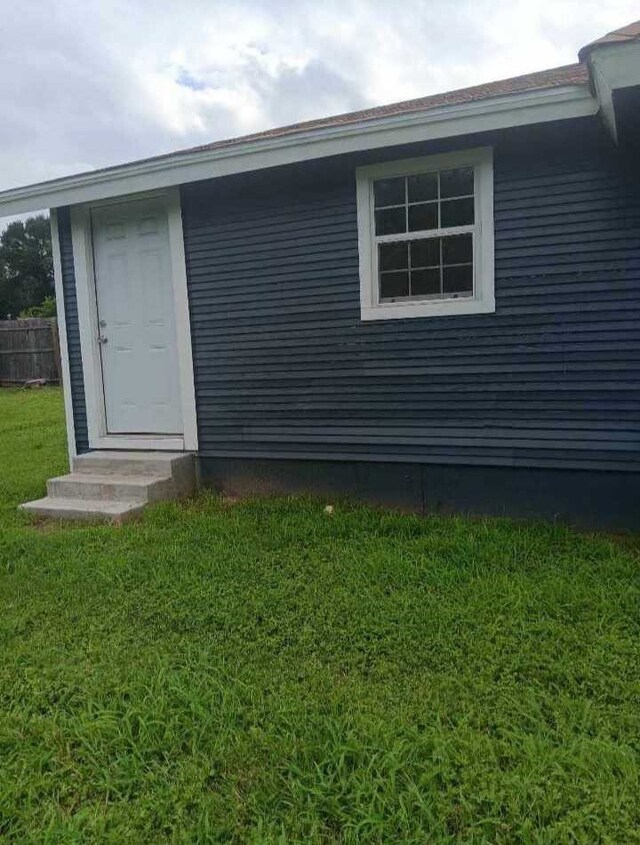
[361,296,495,321]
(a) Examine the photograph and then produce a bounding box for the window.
[356,148,495,320]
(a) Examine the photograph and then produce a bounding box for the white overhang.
[0,83,597,216]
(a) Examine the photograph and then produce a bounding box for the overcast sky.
[0,0,637,227]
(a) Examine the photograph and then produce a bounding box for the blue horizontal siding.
[57,208,88,454]
[181,118,640,472]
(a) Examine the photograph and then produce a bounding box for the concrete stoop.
[20,451,196,523]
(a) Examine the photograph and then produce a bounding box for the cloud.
[0,0,637,228]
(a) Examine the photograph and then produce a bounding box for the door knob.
[97,335,108,344]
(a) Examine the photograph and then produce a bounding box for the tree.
[19,295,57,318]
[0,215,53,319]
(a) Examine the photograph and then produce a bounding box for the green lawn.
[0,388,639,843]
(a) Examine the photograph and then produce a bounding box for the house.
[1,22,639,529]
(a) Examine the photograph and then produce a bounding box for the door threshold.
[90,435,185,451]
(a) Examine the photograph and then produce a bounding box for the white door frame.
[50,209,77,463]
[70,187,198,452]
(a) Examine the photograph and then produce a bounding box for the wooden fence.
[0,318,62,385]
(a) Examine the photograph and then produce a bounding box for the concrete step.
[47,472,175,503]
[19,497,147,524]
[73,451,194,480]
[20,450,196,523]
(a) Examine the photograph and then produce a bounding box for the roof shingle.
[185,63,589,157]
[578,20,640,62]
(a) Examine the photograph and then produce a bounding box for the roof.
[25,63,589,180]
[578,19,640,62]
[0,35,614,216]
[177,63,589,161]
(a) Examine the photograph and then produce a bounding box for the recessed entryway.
[70,189,198,452]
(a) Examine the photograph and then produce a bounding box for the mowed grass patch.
[0,387,67,524]
[0,388,639,843]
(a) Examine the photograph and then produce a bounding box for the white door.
[91,199,182,435]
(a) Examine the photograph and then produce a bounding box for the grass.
[0,388,639,843]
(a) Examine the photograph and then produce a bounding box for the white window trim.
[70,187,198,452]
[356,147,495,321]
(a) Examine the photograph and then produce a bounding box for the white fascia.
[0,84,597,216]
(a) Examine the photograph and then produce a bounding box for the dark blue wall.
[57,208,88,454]
[181,117,640,474]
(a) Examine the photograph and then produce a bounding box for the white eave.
[582,41,640,143]
[0,82,597,216]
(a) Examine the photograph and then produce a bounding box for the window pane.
[411,268,441,296]
[374,177,405,207]
[408,172,437,203]
[441,198,474,227]
[442,265,473,295]
[375,207,406,235]
[410,237,440,268]
[408,202,438,232]
[442,233,473,265]
[379,242,408,271]
[440,167,474,198]
[380,271,410,299]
